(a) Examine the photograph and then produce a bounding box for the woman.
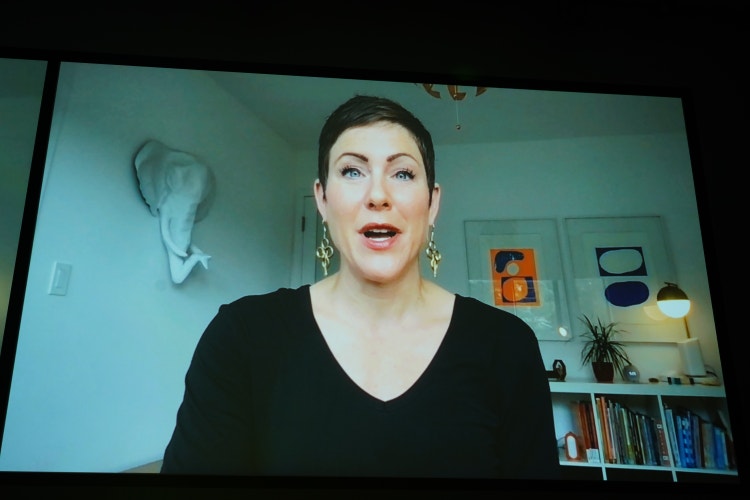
[161,95,560,479]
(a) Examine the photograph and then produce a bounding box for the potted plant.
[579,314,631,383]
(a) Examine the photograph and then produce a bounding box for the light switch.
[49,261,72,296]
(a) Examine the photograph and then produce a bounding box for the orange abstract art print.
[490,248,540,307]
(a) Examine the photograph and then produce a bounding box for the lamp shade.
[656,282,691,318]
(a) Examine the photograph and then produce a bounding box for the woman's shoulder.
[209,286,310,333]
[197,285,311,351]
[454,293,521,319]
[453,294,536,338]
[220,285,308,315]
[450,295,541,367]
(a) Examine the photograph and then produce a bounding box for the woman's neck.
[314,266,436,332]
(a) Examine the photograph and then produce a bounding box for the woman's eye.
[341,167,362,178]
[394,169,415,180]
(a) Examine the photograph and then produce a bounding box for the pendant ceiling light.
[420,84,487,101]
[418,84,488,131]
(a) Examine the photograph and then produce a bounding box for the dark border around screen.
[1,15,747,497]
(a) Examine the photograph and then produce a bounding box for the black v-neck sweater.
[161,286,560,479]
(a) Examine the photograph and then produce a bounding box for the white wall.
[428,135,714,383]
[0,63,719,472]
[0,63,297,472]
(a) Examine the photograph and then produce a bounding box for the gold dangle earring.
[425,224,442,278]
[316,221,334,276]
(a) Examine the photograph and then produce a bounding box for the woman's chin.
[354,263,414,284]
[362,273,398,285]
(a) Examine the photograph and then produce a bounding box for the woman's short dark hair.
[318,95,436,203]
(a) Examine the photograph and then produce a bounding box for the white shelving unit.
[549,379,738,482]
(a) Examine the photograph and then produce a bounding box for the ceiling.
[205,69,688,151]
[0,57,687,151]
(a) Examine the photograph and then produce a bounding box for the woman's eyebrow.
[334,152,418,164]
[335,152,368,163]
[386,152,418,163]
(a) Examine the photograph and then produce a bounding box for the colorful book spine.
[663,406,681,468]
[629,410,644,465]
[571,399,599,463]
[583,400,601,463]
[713,425,729,470]
[645,415,660,466]
[572,400,590,451]
[655,420,671,466]
[596,396,615,463]
[620,406,635,465]
[715,409,736,469]
[700,419,716,469]
[609,400,623,464]
[638,413,656,466]
[690,412,703,468]
[678,412,696,468]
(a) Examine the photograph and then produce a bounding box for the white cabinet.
[549,380,738,482]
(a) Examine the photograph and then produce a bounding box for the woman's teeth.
[365,229,396,240]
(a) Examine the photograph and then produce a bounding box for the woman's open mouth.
[360,223,400,249]
[364,228,398,240]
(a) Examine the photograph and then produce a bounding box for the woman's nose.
[366,176,390,209]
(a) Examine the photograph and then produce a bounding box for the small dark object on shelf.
[547,359,567,381]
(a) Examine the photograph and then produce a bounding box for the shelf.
[549,379,725,397]
[550,379,736,482]
[559,454,737,476]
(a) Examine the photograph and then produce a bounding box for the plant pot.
[592,361,614,383]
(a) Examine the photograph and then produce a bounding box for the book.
[596,396,616,463]
[582,400,601,463]
[689,411,703,468]
[655,420,671,466]
[677,412,696,468]
[628,409,644,465]
[637,413,656,466]
[715,409,736,470]
[663,405,681,467]
[573,400,591,452]
[700,419,716,469]
[633,413,648,465]
[569,400,598,463]
[713,425,729,470]
[605,398,620,463]
[645,415,661,466]
[608,400,621,463]
[619,405,635,465]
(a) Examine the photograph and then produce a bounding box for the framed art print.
[565,216,683,342]
[465,219,571,341]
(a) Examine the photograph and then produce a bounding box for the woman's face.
[314,121,440,284]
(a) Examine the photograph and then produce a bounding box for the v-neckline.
[302,285,458,408]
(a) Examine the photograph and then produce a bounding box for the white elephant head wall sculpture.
[134,140,216,284]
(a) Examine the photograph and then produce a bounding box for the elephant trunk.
[160,203,198,258]
[135,139,215,284]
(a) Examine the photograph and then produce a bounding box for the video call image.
[0,58,736,484]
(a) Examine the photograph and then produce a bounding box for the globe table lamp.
[657,282,706,376]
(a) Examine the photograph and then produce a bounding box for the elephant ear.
[135,139,215,220]
[194,168,216,222]
[134,140,170,216]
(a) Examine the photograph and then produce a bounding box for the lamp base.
[678,338,706,377]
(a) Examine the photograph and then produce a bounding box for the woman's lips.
[359,223,400,250]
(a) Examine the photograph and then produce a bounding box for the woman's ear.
[314,179,327,220]
[429,183,441,225]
